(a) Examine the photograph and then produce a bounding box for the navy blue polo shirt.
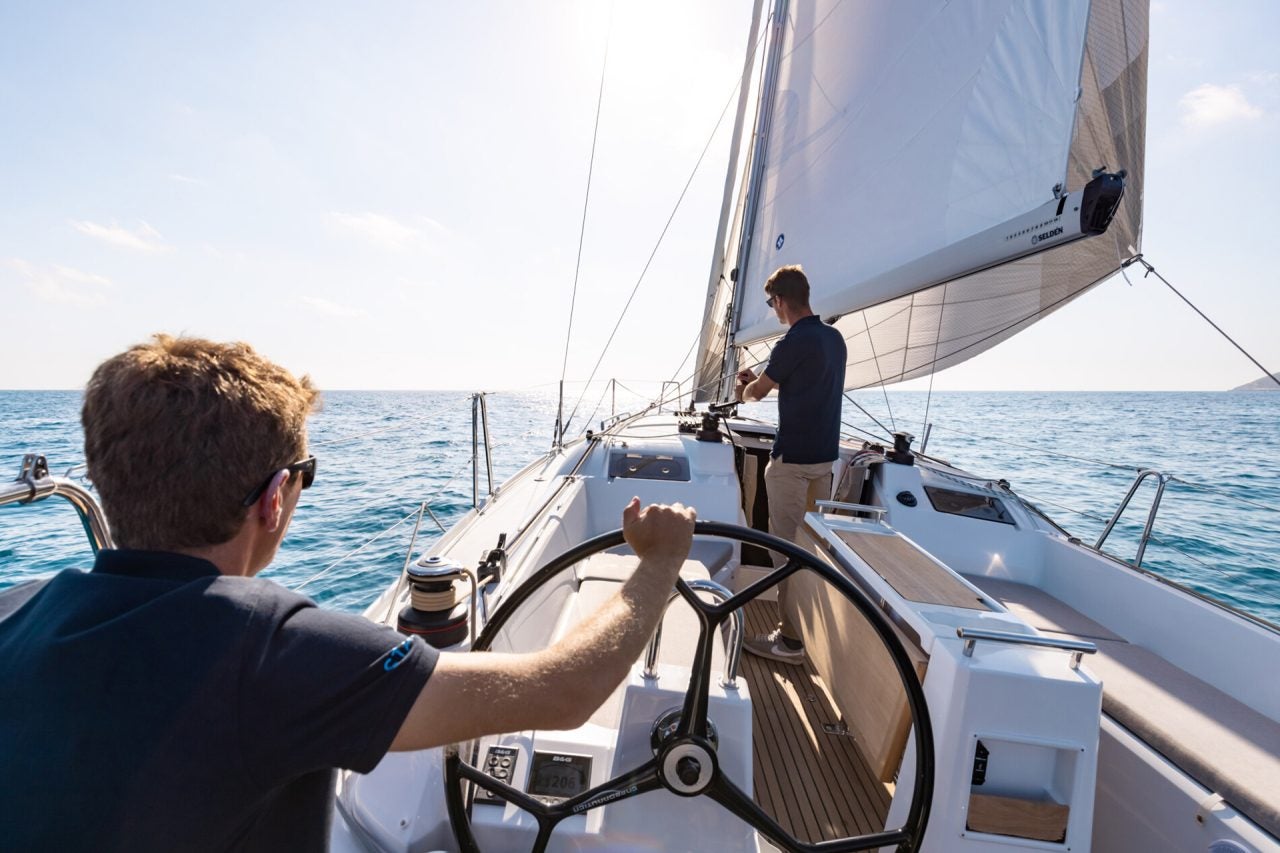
[764,314,847,464]
[0,549,437,852]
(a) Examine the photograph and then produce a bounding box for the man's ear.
[258,469,289,530]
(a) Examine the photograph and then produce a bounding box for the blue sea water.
[1,389,1277,625]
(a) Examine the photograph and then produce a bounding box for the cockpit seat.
[965,574,1280,839]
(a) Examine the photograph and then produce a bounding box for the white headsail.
[695,0,1147,399]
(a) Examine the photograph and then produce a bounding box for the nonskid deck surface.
[741,600,891,842]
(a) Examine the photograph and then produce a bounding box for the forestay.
[695,0,1147,397]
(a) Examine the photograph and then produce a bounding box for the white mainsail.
[695,0,1147,399]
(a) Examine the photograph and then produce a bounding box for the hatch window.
[923,487,1015,525]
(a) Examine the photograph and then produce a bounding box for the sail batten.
[695,0,1147,397]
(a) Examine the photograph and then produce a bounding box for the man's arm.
[389,499,695,751]
[735,367,777,403]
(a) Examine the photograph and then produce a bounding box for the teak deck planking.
[739,600,892,843]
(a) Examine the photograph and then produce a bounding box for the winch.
[396,555,473,648]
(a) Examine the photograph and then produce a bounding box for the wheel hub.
[659,739,716,796]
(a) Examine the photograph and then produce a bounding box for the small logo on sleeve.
[383,638,414,671]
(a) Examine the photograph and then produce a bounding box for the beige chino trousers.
[764,457,833,641]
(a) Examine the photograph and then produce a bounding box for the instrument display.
[527,751,593,801]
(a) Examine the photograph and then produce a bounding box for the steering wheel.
[444,520,934,853]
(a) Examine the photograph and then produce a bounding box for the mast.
[693,0,765,404]
[718,0,790,403]
[693,0,790,404]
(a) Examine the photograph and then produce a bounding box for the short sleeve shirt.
[764,315,847,463]
[0,549,438,852]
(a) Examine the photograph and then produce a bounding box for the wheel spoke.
[705,772,800,851]
[528,821,556,853]
[718,557,802,615]
[455,755,551,816]
[454,754,663,853]
[675,597,717,739]
[674,577,714,613]
[553,757,662,816]
[446,520,933,853]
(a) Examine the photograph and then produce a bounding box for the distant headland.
[1232,373,1280,391]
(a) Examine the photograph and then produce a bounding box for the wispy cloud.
[302,296,367,318]
[1179,83,1264,128]
[6,259,113,308]
[330,211,447,251]
[168,173,206,186]
[70,220,169,253]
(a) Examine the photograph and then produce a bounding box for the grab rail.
[658,381,683,413]
[956,627,1097,669]
[1094,469,1172,567]
[471,393,494,508]
[815,500,887,520]
[643,579,744,689]
[0,454,113,554]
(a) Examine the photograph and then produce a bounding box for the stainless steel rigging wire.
[843,391,894,439]
[1124,254,1280,389]
[559,25,773,439]
[1013,489,1256,582]
[555,4,615,448]
[921,282,948,439]
[927,422,1280,516]
[861,311,896,431]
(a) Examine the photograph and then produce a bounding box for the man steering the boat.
[734,265,847,664]
[0,334,696,853]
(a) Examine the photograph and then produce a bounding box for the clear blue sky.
[2,1,1276,391]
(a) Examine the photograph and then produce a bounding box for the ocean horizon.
[2,388,1277,626]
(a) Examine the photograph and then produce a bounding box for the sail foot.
[734,173,1128,348]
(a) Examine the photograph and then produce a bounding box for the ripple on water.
[1,390,1277,623]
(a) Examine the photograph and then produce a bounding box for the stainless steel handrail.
[1,454,113,554]
[1094,468,1171,567]
[471,393,494,508]
[658,381,682,413]
[955,627,1097,670]
[643,579,743,689]
[815,500,887,519]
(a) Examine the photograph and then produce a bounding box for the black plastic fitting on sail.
[1079,170,1127,235]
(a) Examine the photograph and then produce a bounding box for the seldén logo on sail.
[1031,226,1064,245]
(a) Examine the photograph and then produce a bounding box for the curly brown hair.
[82,335,320,550]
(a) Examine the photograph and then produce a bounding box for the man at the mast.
[735,265,847,663]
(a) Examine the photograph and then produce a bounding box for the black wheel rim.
[444,520,934,853]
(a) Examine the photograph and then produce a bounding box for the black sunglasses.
[766,295,777,308]
[240,455,317,507]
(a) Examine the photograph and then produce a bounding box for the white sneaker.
[743,628,805,664]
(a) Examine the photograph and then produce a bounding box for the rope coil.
[410,583,462,612]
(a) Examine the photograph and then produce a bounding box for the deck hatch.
[607,451,690,481]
